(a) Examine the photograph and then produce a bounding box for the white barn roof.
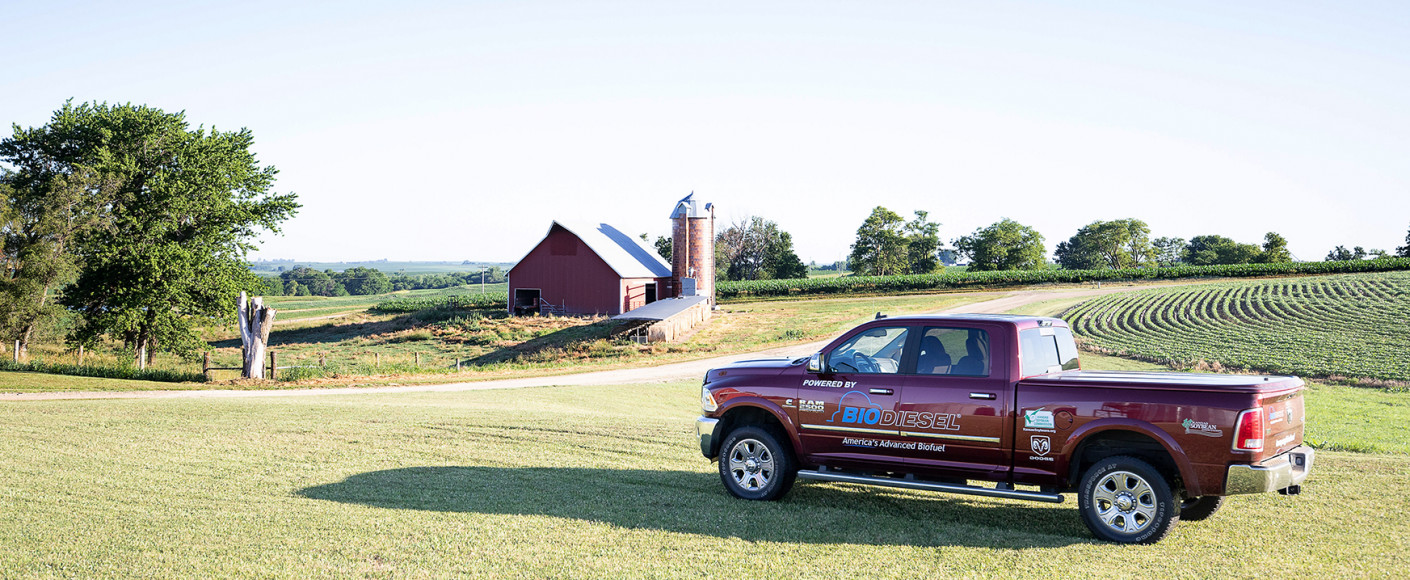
[545,221,673,279]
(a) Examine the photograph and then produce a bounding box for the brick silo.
[670,193,715,303]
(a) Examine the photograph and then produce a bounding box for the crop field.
[718,257,1410,300]
[1062,271,1410,384]
[0,378,1405,578]
[265,284,508,322]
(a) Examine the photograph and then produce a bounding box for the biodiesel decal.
[798,391,999,442]
[827,391,961,431]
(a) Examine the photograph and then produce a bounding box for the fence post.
[415,352,420,368]
[320,352,326,367]
[78,345,84,366]
[203,352,211,381]
[375,352,380,368]
[456,356,461,372]
[269,351,277,381]
[13,340,18,363]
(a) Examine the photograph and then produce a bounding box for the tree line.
[846,206,1410,275]
[264,266,506,296]
[0,101,298,366]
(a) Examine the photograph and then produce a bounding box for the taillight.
[1233,408,1265,452]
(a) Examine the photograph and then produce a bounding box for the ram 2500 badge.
[695,314,1312,544]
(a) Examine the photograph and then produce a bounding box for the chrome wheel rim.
[1093,470,1157,535]
[727,438,774,491]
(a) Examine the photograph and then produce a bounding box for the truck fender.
[711,397,802,459]
[1065,418,1200,496]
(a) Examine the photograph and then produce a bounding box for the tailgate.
[1262,388,1306,455]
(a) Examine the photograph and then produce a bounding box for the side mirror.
[807,352,824,373]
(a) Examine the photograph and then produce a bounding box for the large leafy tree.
[1152,237,1185,267]
[1255,232,1293,263]
[1396,224,1410,258]
[7,101,298,365]
[904,210,943,275]
[1054,219,1154,270]
[0,165,112,353]
[1183,235,1261,266]
[953,218,1047,271]
[280,267,340,296]
[336,266,391,295]
[849,207,908,276]
[716,216,806,280]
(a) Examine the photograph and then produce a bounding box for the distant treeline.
[263,266,507,296]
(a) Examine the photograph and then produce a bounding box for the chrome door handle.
[969,392,996,400]
[869,388,893,395]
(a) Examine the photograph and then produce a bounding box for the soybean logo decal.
[1182,418,1224,438]
[827,391,962,431]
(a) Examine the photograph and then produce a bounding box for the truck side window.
[1020,326,1081,377]
[827,326,908,374]
[917,327,989,376]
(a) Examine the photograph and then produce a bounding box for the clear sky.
[4,1,1408,263]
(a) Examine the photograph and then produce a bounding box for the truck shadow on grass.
[297,466,1091,548]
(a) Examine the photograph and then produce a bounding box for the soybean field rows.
[1063,271,1410,383]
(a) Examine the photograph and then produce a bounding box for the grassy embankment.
[0,379,1405,577]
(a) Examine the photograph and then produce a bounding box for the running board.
[796,470,1065,504]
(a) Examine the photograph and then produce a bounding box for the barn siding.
[509,226,625,315]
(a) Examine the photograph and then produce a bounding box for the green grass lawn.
[0,381,1405,577]
[0,371,199,393]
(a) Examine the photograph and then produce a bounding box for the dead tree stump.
[238,291,277,379]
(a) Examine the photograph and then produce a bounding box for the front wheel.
[718,426,796,501]
[1078,456,1179,544]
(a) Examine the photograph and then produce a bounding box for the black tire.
[1179,496,1224,521]
[1078,456,1179,544]
[718,426,796,501]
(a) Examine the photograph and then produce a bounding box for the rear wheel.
[1078,456,1179,544]
[718,426,796,501]
[1179,496,1224,521]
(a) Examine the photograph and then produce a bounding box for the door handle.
[969,392,996,400]
[869,388,893,395]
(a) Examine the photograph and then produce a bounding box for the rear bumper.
[1225,445,1315,495]
[696,416,719,458]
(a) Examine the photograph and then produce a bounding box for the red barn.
[508,221,674,316]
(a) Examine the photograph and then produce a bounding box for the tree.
[1183,235,1260,266]
[764,230,808,279]
[0,165,113,354]
[281,267,337,296]
[1255,232,1293,264]
[23,102,300,366]
[848,207,908,276]
[716,216,806,280]
[904,211,943,275]
[337,266,391,295]
[1397,224,1410,257]
[654,235,671,261]
[1152,236,1185,267]
[1325,245,1363,261]
[953,218,1047,271]
[1054,219,1154,270]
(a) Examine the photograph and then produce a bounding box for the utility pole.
[480,266,485,294]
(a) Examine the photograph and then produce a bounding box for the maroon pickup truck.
[695,314,1313,543]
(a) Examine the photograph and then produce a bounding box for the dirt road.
[0,286,1145,401]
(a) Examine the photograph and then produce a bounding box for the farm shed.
[508,221,674,316]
